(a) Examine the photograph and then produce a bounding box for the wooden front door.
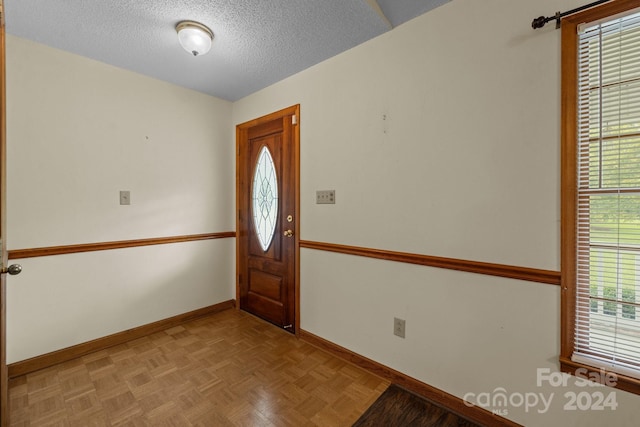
[236,105,299,333]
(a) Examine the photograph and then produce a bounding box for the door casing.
[1,1,9,423]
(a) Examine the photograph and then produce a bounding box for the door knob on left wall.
[1,264,22,275]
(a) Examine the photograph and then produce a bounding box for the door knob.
[283,229,294,237]
[1,264,22,275]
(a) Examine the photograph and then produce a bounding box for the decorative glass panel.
[252,146,278,251]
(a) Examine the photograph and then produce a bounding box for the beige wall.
[232,0,640,425]
[6,0,640,425]
[5,35,236,363]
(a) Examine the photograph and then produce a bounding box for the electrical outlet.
[120,190,131,205]
[394,317,406,338]
[316,190,335,204]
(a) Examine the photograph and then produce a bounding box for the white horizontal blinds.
[574,9,640,378]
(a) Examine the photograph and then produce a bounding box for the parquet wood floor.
[8,309,389,426]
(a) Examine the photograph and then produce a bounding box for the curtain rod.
[532,0,611,29]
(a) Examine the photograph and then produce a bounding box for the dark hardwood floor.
[353,384,480,427]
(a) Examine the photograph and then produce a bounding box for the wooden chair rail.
[8,232,236,259]
[300,240,560,286]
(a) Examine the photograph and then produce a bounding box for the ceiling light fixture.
[176,21,213,57]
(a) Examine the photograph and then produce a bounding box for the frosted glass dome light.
[176,21,213,56]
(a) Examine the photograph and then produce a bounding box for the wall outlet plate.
[316,190,335,204]
[394,317,406,338]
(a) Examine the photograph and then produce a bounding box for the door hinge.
[292,115,297,125]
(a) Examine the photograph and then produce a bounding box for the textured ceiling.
[5,0,450,101]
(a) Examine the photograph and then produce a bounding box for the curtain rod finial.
[532,16,547,29]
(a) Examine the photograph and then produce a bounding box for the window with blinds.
[573,8,640,379]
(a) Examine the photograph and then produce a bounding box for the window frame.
[561,0,640,395]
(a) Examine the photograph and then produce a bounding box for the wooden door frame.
[235,105,300,334]
[0,0,8,423]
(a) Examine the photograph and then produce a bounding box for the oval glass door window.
[252,146,278,251]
